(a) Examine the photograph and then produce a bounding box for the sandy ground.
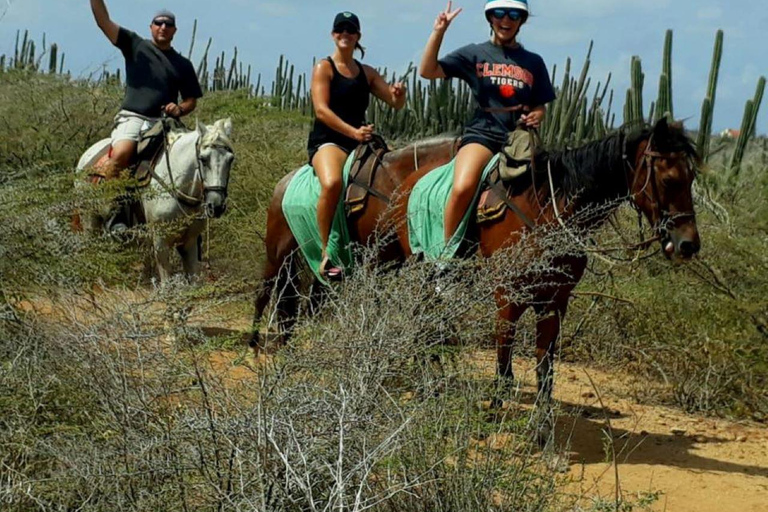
[467,351,768,512]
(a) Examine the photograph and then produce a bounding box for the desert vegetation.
[0,27,766,511]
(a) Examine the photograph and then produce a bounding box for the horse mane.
[200,120,234,150]
[389,134,457,157]
[536,121,699,202]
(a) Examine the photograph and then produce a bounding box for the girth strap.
[484,173,536,230]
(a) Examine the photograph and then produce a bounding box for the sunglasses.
[490,9,523,21]
[152,20,176,28]
[333,25,359,35]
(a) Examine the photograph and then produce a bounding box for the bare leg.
[101,139,136,179]
[99,140,137,233]
[444,143,493,243]
[312,145,349,264]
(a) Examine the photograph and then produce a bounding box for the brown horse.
[251,118,700,444]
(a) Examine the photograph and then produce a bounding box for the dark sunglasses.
[152,20,176,28]
[333,25,359,35]
[491,9,523,21]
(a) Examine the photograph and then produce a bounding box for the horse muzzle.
[662,222,700,261]
[204,190,228,219]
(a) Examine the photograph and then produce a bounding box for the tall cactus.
[625,56,645,125]
[697,30,723,161]
[48,43,57,74]
[729,100,754,177]
[729,76,766,176]
[655,29,673,122]
[746,76,766,138]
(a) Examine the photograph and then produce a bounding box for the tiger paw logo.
[500,84,516,98]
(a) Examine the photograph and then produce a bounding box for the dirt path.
[468,351,768,512]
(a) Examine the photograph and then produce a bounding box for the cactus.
[746,76,766,138]
[697,30,723,160]
[729,100,754,177]
[729,76,766,176]
[625,56,645,125]
[48,43,57,74]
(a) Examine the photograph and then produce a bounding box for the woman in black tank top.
[310,12,407,279]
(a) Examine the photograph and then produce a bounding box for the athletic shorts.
[458,133,505,154]
[308,142,354,165]
[110,110,159,144]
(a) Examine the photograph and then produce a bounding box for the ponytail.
[355,42,366,60]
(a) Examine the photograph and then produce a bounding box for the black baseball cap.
[333,11,361,33]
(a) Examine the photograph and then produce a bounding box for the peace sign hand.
[434,1,462,34]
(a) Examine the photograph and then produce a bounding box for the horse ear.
[653,116,670,137]
[196,119,207,137]
[222,118,233,138]
[213,118,233,138]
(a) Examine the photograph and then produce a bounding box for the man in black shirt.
[90,0,202,180]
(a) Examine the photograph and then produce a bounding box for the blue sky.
[1,0,766,133]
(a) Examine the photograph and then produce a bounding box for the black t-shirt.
[115,28,203,117]
[439,41,556,144]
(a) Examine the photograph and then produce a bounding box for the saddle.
[131,118,187,187]
[87,118,187,186]
[477,127,539,226]
[345,133,391,215]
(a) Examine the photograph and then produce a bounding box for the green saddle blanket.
[408,154,500,260]
[282,151,356,283]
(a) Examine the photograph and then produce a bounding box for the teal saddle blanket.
[407,154,500,260]
[281,152,356,283]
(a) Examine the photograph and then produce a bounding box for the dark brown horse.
[251,118,700,443]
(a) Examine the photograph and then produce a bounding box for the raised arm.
[90,0,119,45]
[365,66,406,110]
[419,1,462,80]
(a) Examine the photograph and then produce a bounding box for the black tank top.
[307,57,371,157]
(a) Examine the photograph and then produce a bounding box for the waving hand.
[434,1,462,34]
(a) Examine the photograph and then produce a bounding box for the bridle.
[623,134,695,244]
[155,120,234,213]
[193,135,234,205]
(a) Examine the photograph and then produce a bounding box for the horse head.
[626,118,701,261]
[196,118,235,218]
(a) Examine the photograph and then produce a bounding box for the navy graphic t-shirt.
[439,41,556,145]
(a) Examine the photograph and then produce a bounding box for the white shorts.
[110,110,159,144]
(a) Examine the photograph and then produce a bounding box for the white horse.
[77,118,235,281]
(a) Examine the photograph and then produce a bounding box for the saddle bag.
[498,127,533,181]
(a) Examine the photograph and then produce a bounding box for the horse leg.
[250,255,280,352]
[154,236,173,283]
[250,250,301,354]
[177,236,200,279]
[493,290,527,406]
[274,252,301,344]
[532,298,569,448]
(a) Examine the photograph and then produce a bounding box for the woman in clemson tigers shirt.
[419,0,556,248]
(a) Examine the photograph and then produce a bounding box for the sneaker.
[433,261,455,295]
[108,222,131,242]
[319,255,344,282]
